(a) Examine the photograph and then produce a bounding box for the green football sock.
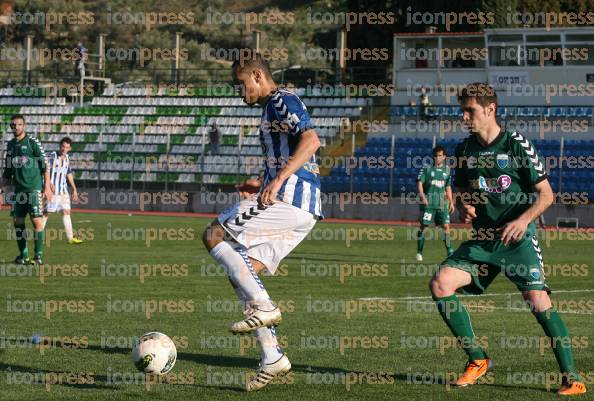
[34,230,45,258]
[434,294,487,361]
[15,223,28,258]
[534,308,580,381]
[443,231,453,254]
[416,230,425,254]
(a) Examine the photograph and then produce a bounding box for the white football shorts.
[46,193,71,213]
[217,196,317,274]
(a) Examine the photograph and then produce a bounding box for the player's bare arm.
[67,173,79,203]
[446,186,455,213]
[417,180,428,205]
[259,129,321,205]
[43,164,53,202]
[499,178,554,245]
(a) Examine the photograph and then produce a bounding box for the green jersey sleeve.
[509,132,547,186]
[2,143,12,180]
[445,167,452,187]
[30,137,47,173]
[417,166,426,183]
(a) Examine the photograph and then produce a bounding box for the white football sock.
[62,214,74,240]
[255,326,283,364]
[229,280,283,363]
[209,241,270,302]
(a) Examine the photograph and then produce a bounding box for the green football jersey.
[417,164,451,209]
[453,129,547,230]
[2,134,47,192]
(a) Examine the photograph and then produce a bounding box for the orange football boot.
[558,381,587,396]
[452,359,493,387]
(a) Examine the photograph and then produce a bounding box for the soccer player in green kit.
[416,146,454,261]
[0,114,53,265]
[429,84,586,395]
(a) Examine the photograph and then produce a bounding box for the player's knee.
[202,222,224,250]
[429,275,453,298]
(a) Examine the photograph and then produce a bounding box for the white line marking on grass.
[359,289,594,302]
[388,300,594,315]
[359,289,594,315]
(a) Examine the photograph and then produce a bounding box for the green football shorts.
[419,206,450,226]
[440,231,549,294]
[10,191,44,218]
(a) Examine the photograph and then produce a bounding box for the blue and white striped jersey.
[260,89,323,217]
[48,152,71,195]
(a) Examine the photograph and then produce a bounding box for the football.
[132,332,177,375]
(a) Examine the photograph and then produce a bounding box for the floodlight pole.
[172,32,182,86]
[337,30,346,84]
[252,31,261,52]
[25,35,33,85]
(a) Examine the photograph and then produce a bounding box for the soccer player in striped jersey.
[429,83,585,395]
[202,54,322,391]
[42,137,83,244]
[0,114,53,265]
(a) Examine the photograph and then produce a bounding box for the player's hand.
[72,191,79,203]
[235,178,261,200]
[448,201,455,214]
[259,177,283,206]
[458,204,477,223]
[498,217,529,246]
[43,185,53,202]
[419,193,428,206]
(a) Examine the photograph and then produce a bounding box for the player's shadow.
[86,343,360,374]
[0,362,117,390]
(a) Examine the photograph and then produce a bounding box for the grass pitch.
[0,210,593,400]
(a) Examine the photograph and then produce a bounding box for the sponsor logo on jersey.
[475,174,512,193]
[467,156,477,169]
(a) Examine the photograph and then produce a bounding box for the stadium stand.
[0,86,369,188]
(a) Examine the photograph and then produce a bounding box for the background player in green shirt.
[416,146,455,261]
[0,114,53,265]
[428,84,586,395]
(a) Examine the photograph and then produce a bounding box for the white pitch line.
[389,300,594,315]
[359,289,594,315]
[359,288,594,302]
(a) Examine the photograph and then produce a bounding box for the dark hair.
[433,146,446,156]
[232,53,272,79]
[10,114,25,122]
[457,83,497,110]
[60,137,72,145]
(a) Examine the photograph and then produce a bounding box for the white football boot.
[245,354,291,392]
[230,301,282,334]
[416,253,423,262]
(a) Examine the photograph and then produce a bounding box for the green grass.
[0,211,593,400]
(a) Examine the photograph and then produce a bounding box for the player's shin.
[209,241,270,302]
[443,230,453,255]
[15,223,28,258]
[34,229,44,258]
[417,229,425,254]
[255,326,283,364]
[433,294,487,361]
[62,214,74,241]
[533,308,580,382]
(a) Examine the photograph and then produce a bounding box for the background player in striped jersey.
[42,137,83,244]
[202,54,322,391]
[416,145,454,261]
[0,114,53,264]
